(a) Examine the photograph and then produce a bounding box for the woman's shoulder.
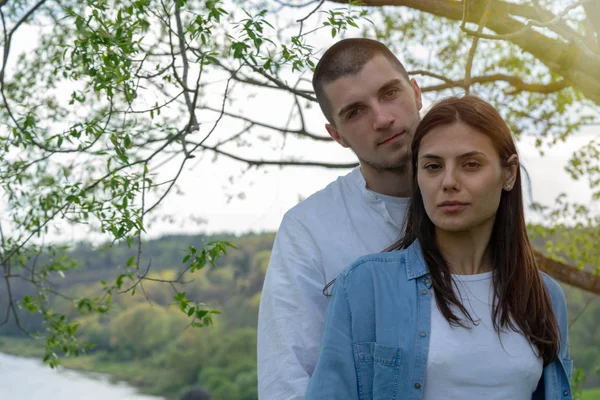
[540,272,568,321]
[540,273,566,303]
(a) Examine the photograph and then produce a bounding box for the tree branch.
[463,0,492,94]
[328,0,600,105]
[535,250,600,295]
[241,57,317,102]
[200,105,332,141]
[583,0,600,46]
[0,222,29,333]
[172,0,199,159]
[196,142,358,169]
[297,0,325,36]
[0,0,48,86]
[413,71,570,94]
[213,59,316,100]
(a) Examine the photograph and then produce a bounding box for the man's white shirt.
[257,167,408,400]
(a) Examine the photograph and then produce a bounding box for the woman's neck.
[435,223,494,275]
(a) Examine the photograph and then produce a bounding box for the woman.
[306,95,572,400]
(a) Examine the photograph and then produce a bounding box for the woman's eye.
[464,161,480,169]
[424,164,441,171]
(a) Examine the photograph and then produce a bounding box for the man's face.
[323,55,423,173]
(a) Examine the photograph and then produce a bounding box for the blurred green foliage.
[0,231,598,399]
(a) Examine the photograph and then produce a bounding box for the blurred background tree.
[0,0,598,391]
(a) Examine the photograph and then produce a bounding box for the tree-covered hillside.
[0,231,598,399]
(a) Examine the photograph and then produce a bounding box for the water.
[0,352,166,400]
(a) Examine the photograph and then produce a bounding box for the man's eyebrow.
[378,78,403,93]
[337,79,404,118]
[338,101,363,118]
[419,151,486,160]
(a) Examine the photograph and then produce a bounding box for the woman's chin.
[432,219,474,234]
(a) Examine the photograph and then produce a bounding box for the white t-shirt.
[423,271,543,399]
[257,167,409,400]
[375,191,409,229]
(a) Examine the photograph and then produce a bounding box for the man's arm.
[257,214,328,400]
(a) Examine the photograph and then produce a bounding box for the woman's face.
[416,121,517,234]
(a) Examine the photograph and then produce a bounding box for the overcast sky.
[1,7,598,245]
[136,126,597,238]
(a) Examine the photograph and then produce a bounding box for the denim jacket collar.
[405,240,429,281]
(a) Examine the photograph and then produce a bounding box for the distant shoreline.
[0,351,166,400]
[0,337,169,399]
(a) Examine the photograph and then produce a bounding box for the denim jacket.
[306,240,573,400]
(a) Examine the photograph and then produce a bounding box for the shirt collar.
[349,166,407,230]
[405,240,429,280]
[349,166,379,202]
[349,166,366,191]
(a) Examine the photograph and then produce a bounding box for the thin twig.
[296,0,325,36]
[418,74,569,94]
[464,0,492,94]
[135,165,148,271]
[172,0,200,158]
[241,56,317,102]
[569,294,598,328]
[197,143,358,169]
[199,105,331,141]
[462,0,595,45]
[144,67,240,215]
[213,59,315,97]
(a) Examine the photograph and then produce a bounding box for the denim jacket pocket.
[353,342,402,400]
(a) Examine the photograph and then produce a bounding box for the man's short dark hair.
[312,38,410,125]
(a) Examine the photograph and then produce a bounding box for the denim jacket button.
[563,390,569,396]
[422,289,428,295]
[420,332,426,338]
[414,383,422,389]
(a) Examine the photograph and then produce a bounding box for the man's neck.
[360,165,411,197]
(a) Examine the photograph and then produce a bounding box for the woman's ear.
[503,154,519,191]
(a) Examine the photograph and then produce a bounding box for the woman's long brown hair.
[391,95,560,366]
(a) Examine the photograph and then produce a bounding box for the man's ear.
[503,154,519,191]
[326,123,349,148]
[410,78,423,111]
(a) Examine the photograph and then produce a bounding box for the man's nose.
[372,105,394,131]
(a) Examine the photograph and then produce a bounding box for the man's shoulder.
[284,168,359,221]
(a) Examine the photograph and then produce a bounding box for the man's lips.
[378,130,406,145]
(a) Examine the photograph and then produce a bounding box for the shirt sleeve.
[306,274,359,399]
[257,214,328,400]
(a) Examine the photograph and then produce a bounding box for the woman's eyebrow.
[419,151,486,160]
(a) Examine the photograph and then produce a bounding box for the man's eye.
[347,109,360,119]
[424,164,441,171]
[383,89,398,98]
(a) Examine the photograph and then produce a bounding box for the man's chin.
[361,157,410,173]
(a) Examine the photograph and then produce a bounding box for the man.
[257,38,423,399]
